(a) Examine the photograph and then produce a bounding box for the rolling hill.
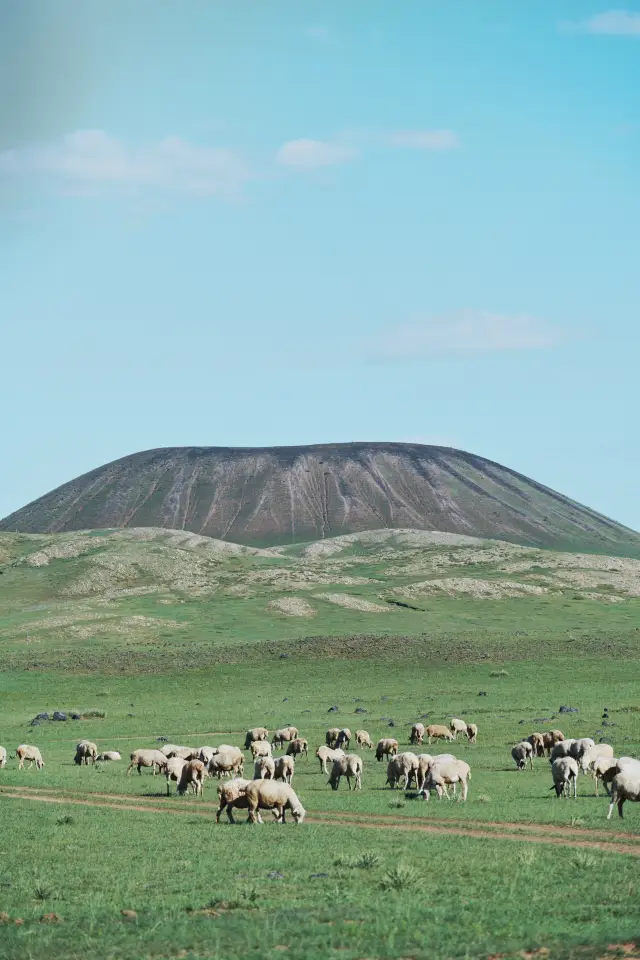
[2,442,639,555]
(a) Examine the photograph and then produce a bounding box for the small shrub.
[380,865,423,892]
[56,815,74,826]
[80,710,106,719]
[353,853,380,870]
[33,885,53,902]
[573,851,596,868]
[389,800,406,810]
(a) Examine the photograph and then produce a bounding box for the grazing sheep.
[177,759,207,797]
[466,723,478,743]
[355,730,373,749]
[160,745,200,760]
[549,739,576,763]
[449,718,467,739]
[568,738,596,764]
[427,725,455,745]
[421,759,470,801]
[0,746,7,769]
[592,756,618,797]
[208,747,244,779]
[244,727,269,750]
[160,744,182,757]
[74,740,98,766]
[250,741,272,760]
[579,743,614,775]
[551,757,579,798]
[271,727,298,748]
[375,738,399,762]
[286,738,308,761]
[198,746,217,764]
[96,751,121,762]
[16,745,45,770]
[253,756,276,780]
[315,745,346,775]
[416,754,434,791]
[549,729,565,743]
[164,756,187,794]
[423,754,459,797]
[274,755,295,784]
[216,778,263,823]
[127,749,167,775]
[386,752,419,790]
[325,727,341,748]
[334,728,352,750]
[245,779,306,824]
[410,723,425,746]
[512,741,534,771]
[327,754,363,791]
[607,767,640,819]
[527,733,546,757]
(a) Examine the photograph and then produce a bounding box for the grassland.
[0,527,639,958]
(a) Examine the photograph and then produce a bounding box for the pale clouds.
[568,10,640,35]
[0,130,249,196]
[372,311,561,358]
[275,138,359,168]
[276,128,459,168]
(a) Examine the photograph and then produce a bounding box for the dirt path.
[2,785,639,856]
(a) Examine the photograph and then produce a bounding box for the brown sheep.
[355,730,373,749]
[244,727,269,750]
[527,733,545,757]
[427,725,455,745]
[410,723,425,746]
[466,723,478,743]
[286,738,308,761]
[245,780,306,824]
[375,738,399,762]
[271,727,299,748]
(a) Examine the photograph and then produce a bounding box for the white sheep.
[164,756,187,794]
[592,755,618,797]
[244,727,269,750]
[244,779,306,824]
[355,730,373,749]
[253,756,275,780]
[334,728,352,750]
[579,743,614,775]
[549,739,577,763]
[512,741,534,771]
[208,747,244,779]
[449,718,467,739]
[286,738,308,761]
[177,759,208,797]
[215,778,263,823]
[410,723,425,745]
[325,727,341,748]
[127,749,166,775]
[328,754,363,791]
[607,766,640,819]
[551,756,579,798]
[315,745,346,775]
[0,746,7,769]
[271,727,299,748]
[386,752,419,790]
[16,745,44,770]
[466,723,478,743]
[375,738,399,761]
[568,738,596,765]
[421,759,470,801]
[96,751,121,762]
[251,741,272,760]
[274,755,295,784]
[74,740,98,766]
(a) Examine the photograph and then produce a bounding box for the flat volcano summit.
[2,442,638,554]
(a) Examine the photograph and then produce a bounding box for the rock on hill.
[2,443,639,554]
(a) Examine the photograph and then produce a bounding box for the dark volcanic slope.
[2,443,639,554]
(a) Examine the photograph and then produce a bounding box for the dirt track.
[2,785,639,857]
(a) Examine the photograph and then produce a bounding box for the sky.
[1,1,639,530]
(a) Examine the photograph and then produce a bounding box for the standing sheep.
[164,757,187,794]
[177,759,207,797]
[253,756,275,780]
[512,741,534,771]
[355,730,373,749]
[274,755,295,784]
[286,738,308,761]
[250,741,272,760]
[216,778,263,823]
[127,749,166,776]
[271,727,298,748]
[592,756,618,797]
[410,723,425,746]
[527,733,545,758]
[208,747,244,779]
[325,728,341,748]
[0,746,6,769]
[427,725,455,745]
[386,752,419,790]
[315,745,345,775]
[375,738,399,762]
[74,740,98,766]
[244,728,269,750]
[328,754,363,791]
[421,759,470,801]
[449,718,467,739]
[334,728,352,750]
[244,779,306,824]
[16,745,45,770]
[568,738,596,765]
[466,723,478,743]
[579,743,614,775]
[549,739,576,763]
[607,767,640,819]
[551,757,579,798]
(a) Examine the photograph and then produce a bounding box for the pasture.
[0,654,639,960]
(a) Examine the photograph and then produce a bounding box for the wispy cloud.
[565,10,640,35]
[275,139,358,168]
[275,128,459,170]
[0,130,249,197]
[386,129,461,150]
[371,311,562,359]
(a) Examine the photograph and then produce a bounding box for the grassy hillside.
[0,526,639,673]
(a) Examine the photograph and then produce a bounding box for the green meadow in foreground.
[0,528,639,958]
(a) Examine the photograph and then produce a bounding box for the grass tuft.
[380,865,423,892]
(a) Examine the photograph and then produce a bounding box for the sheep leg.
[617,797,624,818]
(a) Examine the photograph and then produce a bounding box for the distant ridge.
[2,442,639,555]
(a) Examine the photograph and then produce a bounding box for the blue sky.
[1,1,639,530]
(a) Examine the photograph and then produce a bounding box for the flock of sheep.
[511,730,640,817]
[2,716,638,822]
